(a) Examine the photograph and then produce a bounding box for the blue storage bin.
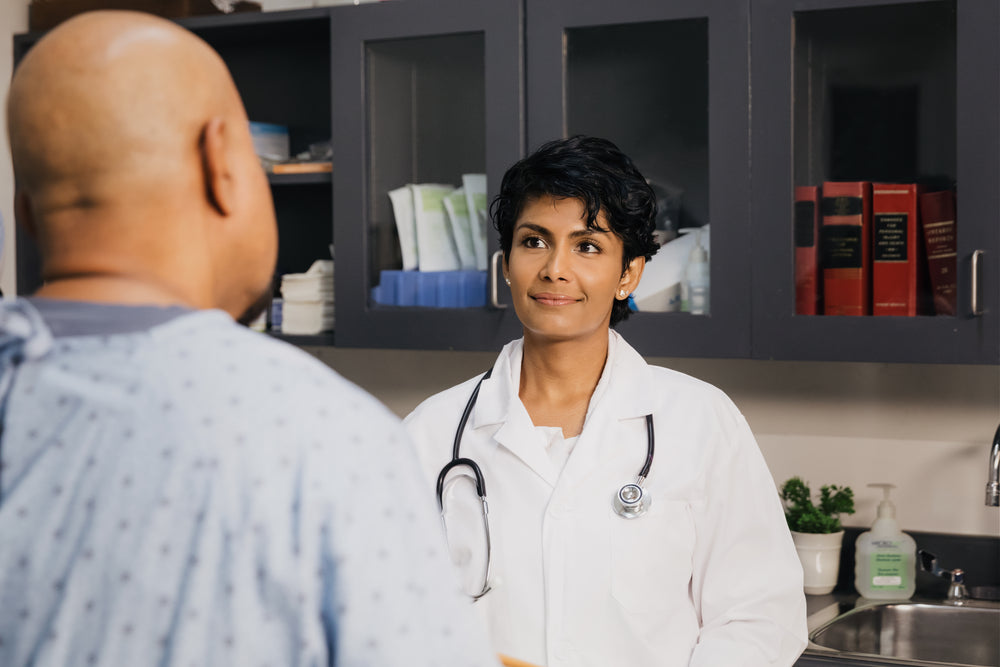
[371,270,487,308]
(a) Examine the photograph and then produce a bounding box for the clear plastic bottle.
[686,229,710,315]
[854,483,916,600]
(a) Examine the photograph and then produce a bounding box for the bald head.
[9,11,237,203]
[6,11,277,319]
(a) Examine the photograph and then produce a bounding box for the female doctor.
[404,136,807,667]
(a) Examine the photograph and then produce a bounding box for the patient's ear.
[200,117,235,217]
[14,189,36,239]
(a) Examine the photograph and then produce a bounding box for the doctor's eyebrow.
[514,222,612,239]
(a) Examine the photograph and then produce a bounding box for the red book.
[794,186,822,315]
[918,190,958,316]
[821,181,872,316]
[871,183,927,316]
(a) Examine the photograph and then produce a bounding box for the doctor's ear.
[619,255,646,295]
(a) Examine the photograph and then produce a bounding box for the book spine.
[872,184,924,316]
[821,182,872,316]
[794,186,822,315]
[918,190,958,316]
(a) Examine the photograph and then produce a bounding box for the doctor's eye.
[576,239,602,254]
[520,236,547,249]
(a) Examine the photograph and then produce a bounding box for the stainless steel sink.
[809,600,1000,666]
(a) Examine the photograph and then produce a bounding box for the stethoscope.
[436,367,655,600]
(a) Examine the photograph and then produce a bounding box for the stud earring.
[619,289,627,298]
[505,277,511,286]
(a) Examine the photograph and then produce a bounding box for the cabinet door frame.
[750,0,999,363]
[525,0,754,358]
[330,0,524,350]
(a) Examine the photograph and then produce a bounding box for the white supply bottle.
[854,484,916,600]
[686,228,710,315]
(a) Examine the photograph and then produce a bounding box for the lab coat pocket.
[610,499,694,614]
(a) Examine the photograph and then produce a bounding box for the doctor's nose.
[540,246,572,282]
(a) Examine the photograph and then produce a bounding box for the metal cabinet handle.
[971,249,984,317]
[489,250,508,310]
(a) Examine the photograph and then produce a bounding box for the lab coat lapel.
[552,331,657,492]
[472,339,561,487]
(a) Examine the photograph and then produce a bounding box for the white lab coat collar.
[470,330,657,486]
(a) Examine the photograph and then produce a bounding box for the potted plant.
[780,476,856,595]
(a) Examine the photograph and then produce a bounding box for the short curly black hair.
[490,135,659,326]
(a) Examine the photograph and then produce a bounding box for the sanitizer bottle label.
[871,553,904,588]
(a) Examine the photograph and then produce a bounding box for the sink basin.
[809,600,1000,666]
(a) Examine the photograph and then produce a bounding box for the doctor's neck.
[519,328,609,435]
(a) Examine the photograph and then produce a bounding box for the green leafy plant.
[780,476,855,534]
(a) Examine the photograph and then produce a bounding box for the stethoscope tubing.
[437,365,655,599]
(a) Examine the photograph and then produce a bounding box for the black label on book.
[821,225,863,269]
[822,195,863,217]
[794,201,816,247]
[874,213,908,262]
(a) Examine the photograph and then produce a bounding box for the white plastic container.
[854,483,916,600]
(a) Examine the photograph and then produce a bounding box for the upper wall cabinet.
[329,0,524,350]
[13,0,998,363]
[13,9,337,345]
[751,0,999,363]
[524,0,753,358]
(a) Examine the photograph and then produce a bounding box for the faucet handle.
[918,550,969,602]
[919,549,946,577]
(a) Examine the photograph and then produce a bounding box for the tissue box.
[249,122,290,163]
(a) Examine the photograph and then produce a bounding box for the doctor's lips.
[530,292,580,306]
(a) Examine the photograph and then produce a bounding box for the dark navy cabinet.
[750,0,999,363]
[13,0,999,363]
[524,0,753,359]
[328,0,524,350]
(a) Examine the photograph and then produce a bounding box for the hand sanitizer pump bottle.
[854,484,916,600]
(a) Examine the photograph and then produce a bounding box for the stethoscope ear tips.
[614,482,650,519]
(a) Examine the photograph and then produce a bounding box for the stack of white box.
[279,260,334,334]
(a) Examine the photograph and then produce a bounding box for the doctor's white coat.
[404,331,808,667]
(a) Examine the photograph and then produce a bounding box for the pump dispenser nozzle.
[869,483,897,519]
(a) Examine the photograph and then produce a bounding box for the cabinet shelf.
[268,331,336,347]
[268,172,332,186]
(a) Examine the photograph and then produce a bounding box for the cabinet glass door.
[752,0,999,363]
[526,0,752,358]
[331,0,523,350]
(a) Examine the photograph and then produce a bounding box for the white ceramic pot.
[790,530,844,595]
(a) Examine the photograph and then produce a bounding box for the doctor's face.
[506,195,642,344]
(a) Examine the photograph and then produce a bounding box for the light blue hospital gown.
[0,298,498,667]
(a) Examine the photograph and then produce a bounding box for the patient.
[0,11,497,667]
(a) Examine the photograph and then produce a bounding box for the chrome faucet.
[988,424,1000,507]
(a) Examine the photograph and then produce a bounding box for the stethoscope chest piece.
[614,481,651,519]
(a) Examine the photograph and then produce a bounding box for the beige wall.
[3,2,998,539]
[1,0,28,296]
[315,347,999,537]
